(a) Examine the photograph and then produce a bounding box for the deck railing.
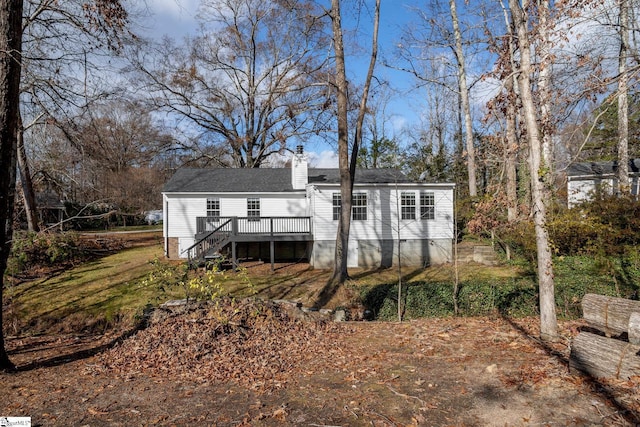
[184,218,233,267]
[196,216,312,236]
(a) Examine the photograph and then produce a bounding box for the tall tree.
[326,0,380,288]
[395,0,490,197]
[357,87,400,169]
[617,0,630,193]
[0,0,23,371]
[449,0,477,197]
[0,0,129,371]
[131,0,330,168]
[53,99,174,212]
[508,0,558,341]
[17,0,131,230]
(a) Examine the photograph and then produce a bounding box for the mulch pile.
[92,298,359,392]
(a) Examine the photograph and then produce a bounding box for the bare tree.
[0,0,129,370]
[617,0,630,193]
[49,99,173,213]
[394,0,490,197]
[449,0,477,197]
[17,0,132,230]
[508,0,558,341]
[130,0,331,168]
[0,0,22,371]
[357,86,400,169]
[319,0,380,293]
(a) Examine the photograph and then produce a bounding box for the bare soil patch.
[3,299,639,426]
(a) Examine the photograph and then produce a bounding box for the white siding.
[164,192,307,239]
[567,178,615,208]
[309,184,454,242]
[165,194,205,238]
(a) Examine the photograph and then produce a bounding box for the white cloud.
[148,0,199,15]
[144,0,200,39]
[308,150,339,168]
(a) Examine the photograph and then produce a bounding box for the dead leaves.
[93,298,355,393]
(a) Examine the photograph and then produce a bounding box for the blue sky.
[142,0,432,167]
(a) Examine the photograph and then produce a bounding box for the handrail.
[183,219,233,267]
[196,216,312,235]
[187,216,313,267]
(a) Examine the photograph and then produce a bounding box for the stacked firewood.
[570,293,640,380]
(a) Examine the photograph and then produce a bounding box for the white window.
[206,198,220,219]
[332,192,367,221]
[332,193,341,221]
[352,193,367,221]
[247,198,260,221]
[401,192,416,220]
[420,192,435,220]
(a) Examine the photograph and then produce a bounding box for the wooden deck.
[196,216,312,240]
[189,216,313,269]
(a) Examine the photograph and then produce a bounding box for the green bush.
[496,221,536,261]
[7,231,86,276]
[547,211,617,255]
[361,253,639,321]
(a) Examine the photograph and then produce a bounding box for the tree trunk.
[329,0,380,287]
[509,0,558,341]
[329,0,351,286]
[617,0,630,193]
[449,0,477,198]
[0,0,23,371]
[505,78,518,223]
[570,332,640,379]
[581,293,640,337]
[500,1,520,222]
[537,0,553,171]
[17,113,40,232]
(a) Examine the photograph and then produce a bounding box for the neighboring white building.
[567,159,640,208]
[162,149,455,268]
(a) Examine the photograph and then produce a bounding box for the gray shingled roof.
[567,159,640,178]
[163,168,412,193]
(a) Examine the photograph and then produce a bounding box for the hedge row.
[362,255,639,321]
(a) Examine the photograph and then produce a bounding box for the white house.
[567,159,640,208]
[162,148,455,269]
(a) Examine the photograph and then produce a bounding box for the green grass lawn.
[7,238,638,335]
[5,244,183,334]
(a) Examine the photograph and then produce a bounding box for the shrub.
[7,231,86,276]
[547,211,617,255]
[361,253,639,321]
[495,221,536,261]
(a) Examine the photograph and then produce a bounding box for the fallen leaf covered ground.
[92,298,361,391]
[3,299,640,426]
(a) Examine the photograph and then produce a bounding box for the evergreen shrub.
[362,253,639,321]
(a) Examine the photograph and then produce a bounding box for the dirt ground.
[3,234,639,426]
[3,311,639,426]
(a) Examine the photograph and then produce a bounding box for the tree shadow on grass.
[9,305,154,373]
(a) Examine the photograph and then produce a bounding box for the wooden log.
[582,293,640,337]
[630,312,640,345]
[570,332,640,380]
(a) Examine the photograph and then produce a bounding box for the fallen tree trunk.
[630,312,640,345]
[582,293,640,337]
[570,332,640,380]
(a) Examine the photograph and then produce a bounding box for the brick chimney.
[291,145,308,190]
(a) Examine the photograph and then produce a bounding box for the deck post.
[231,241,237,271]
[270,240,275,271]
